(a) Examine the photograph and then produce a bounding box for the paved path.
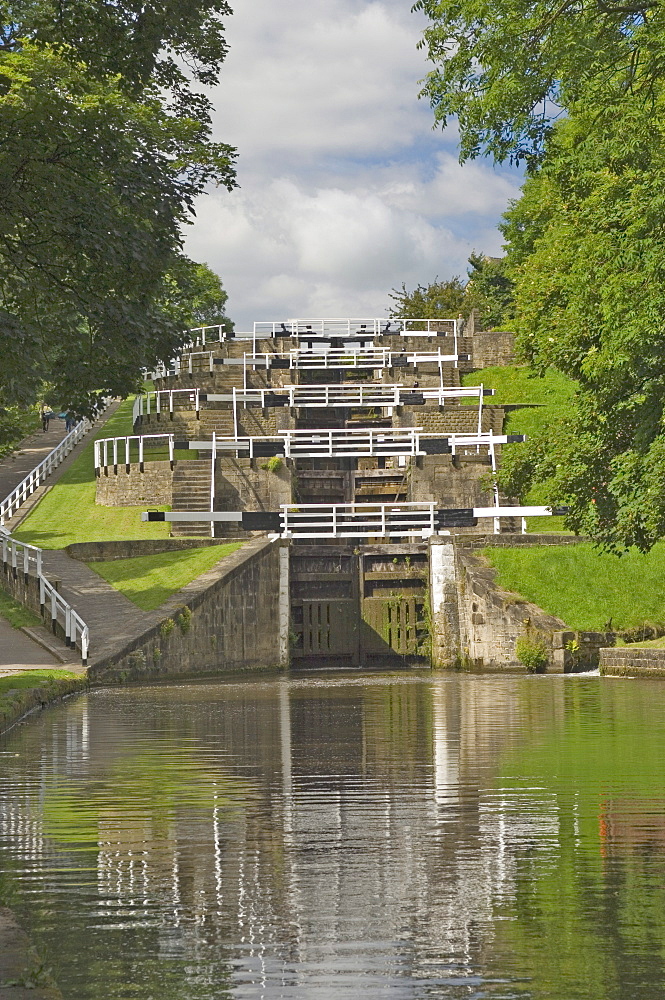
[41,551,149,663]
[0,421,70,503]
[0,403,123,673]
[0,617,60,673]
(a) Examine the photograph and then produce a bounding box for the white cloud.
[183,0,523,328]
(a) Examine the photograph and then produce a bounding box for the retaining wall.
[88,536,287,684]
[471,330,516,368]
[600,647,665,677]
[96,461,172,506]
[429,535,611,672]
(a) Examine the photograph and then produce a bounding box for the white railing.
[133,388,201,424]
[146,347,467,383]
[280,502,437,538]
[253,317,457,338]
[0,407,113,526]
[0,529,89,662]
[279,427,422,458]
[134,383,488,416]
[96,428,519,468]
[94,434,175,473]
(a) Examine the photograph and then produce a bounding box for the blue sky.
[183,0,523,331]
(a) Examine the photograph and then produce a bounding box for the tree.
[389,277,466,320]
[187,262,233,333]
[465,253,514,328]
[414,0,665,165]
[498,100,665,551]
[0,2,236,414]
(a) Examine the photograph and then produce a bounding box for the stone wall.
[600,646,665,677]
[96,462,172,506]
[471,330,516,368]
[216,457,292,514]
[429,535,611,672]
[66,538,234,562]
[89,537,287,683]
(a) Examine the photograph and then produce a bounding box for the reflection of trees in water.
[2,677,665,997]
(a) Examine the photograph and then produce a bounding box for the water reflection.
[0,674,664,998]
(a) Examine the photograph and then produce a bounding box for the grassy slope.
[87,543,243,611]
[0,588,43,629]
[13,397,172,548]
[462,364,577,531]
[485,542,665,631]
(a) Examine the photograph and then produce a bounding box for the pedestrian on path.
[40,405,54,432]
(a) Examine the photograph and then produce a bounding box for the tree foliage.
[417,0,665,550]
[415,0,665,165]
[498,101,665,551]
[0,1,235,414]
[389,255,514,328]
[389,276,466,320]
[466,252,514,328]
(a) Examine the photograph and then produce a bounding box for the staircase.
[171,459,213,537]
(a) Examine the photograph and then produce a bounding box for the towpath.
[0,405,122,673]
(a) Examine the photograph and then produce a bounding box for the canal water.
[1,673,664,999]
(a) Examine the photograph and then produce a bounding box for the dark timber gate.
[289,543,430,669]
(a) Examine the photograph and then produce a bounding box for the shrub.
[260,456,283,473]
[177,606,192,635]
[160,618,175,639]
[515,634,548,672]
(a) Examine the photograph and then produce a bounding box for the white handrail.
[0,528,89,663]
[0,400,112,526]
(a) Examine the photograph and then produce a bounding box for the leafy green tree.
[187,262,233,334]
[0,2,235,414]
[465,253,514,328]
[414,0,665,165]
[496,100,665,551]
[388,277,467,320]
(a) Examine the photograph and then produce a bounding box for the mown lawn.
[13,397,173,548]
[463,365,577,532]
[485,542,665,631]
[87,543,244,611]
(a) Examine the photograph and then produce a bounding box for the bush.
[515,634,549,672]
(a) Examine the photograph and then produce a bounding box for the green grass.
[12,397,173,548]
[0,588,43,629]
[463,364,577,532]
[86,543,244,610]
[484,542,665,631]
[0,669,79,693]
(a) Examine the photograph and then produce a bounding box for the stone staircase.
[171,459,213,537]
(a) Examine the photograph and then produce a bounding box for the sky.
[183,0,523,332]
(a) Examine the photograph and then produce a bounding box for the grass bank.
[0,588,43,629]
[485,542,665,632]
[463,365,577,531]
[12,398,172,549]
[87,543,243,611]
[0,670,85,735]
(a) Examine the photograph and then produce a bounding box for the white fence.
[133,384,490,422]
[252,317,458,338]
[94,433,175,473]
[0,418,95,526]
[96,429,520,469]
[0,529,89,662]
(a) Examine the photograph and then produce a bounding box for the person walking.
[40,405,54,432]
